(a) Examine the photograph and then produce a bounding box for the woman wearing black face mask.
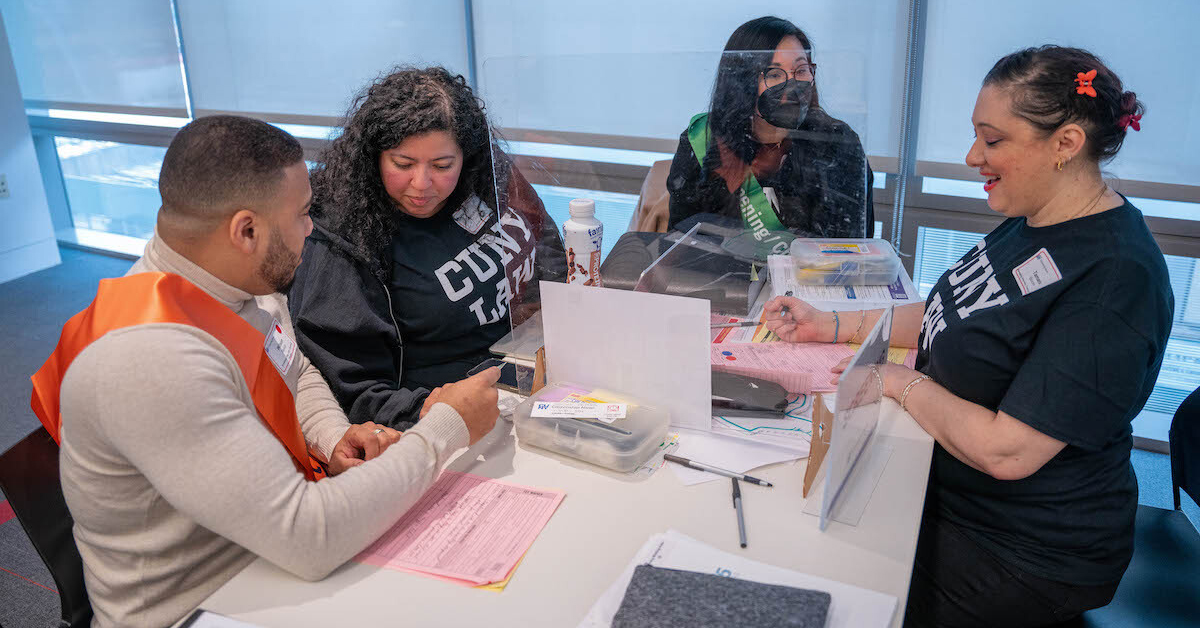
[666,16,874,239]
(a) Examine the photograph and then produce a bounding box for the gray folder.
[612,564,831,628]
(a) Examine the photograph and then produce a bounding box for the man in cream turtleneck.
[53,115,501,627]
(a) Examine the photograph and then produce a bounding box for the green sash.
[687,113,790,256]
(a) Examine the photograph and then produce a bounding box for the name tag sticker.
[453,196,491,235]
[1013,248,1062,296]
[264,319,297,376]
[529,400,628,423]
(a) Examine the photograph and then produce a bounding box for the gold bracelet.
[900,374,932,412]
[847,310,867,344]
[869,364,884,399]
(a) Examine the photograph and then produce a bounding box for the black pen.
[663,454,773,487]
[732,478,747,548]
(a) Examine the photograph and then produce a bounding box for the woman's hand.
[828,359,924,400]
[764,296,827,343]
[828,355,853,385]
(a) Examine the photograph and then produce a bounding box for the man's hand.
[420,387,444,419]
[328,421,403,475]
[429,367,501,445]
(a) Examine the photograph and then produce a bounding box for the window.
[55,137,164,245]
[912,225,982,297]
[531,184,636,259]
[918,0,1200,187]
[0,0,185,112]
[177,1,471,120]
[473,0,906,160]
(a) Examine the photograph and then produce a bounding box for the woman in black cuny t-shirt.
[765,47,1172,627]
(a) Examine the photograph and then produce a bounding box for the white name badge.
[529,400,628,423]
[1013,248,1063,296]
[264,319,297,376]
[453,195,491,235]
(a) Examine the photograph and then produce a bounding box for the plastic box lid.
[788,238,902,285]
[512,382,670,474]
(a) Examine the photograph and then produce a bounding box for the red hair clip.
[1074,69,1097,97]
[1118,113,1142,131]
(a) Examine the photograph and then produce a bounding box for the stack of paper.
[355,471,564,589]
[579,530,897,628]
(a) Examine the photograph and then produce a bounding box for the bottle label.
[565,223,603,287]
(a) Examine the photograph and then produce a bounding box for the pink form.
[354,471,565,586]
[712,342,851,393]
[711,343,919,394]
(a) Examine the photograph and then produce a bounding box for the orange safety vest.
[30,271,327,481]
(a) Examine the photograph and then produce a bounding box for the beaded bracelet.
[830,310,840,343]
[869,364,884,398]
[900,374,932,412]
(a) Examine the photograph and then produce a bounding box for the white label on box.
[530,400,627,423]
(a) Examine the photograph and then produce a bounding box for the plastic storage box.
[512,382,670,473]
[788,239,902,285]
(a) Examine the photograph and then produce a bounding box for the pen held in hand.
[710,321,760,328]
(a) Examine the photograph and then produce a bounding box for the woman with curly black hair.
[667,16,873,240]
[288,66,564,430]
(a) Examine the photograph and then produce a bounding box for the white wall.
[0,10,60,284]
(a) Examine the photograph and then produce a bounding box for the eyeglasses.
[762,64,816,87]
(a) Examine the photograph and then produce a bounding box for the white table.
[199,399,933,627]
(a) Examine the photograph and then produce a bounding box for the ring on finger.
[372,428,384,435]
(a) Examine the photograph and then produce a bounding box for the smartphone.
[467,357,521,393]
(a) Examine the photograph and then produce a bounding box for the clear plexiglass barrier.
[481,50,873,342]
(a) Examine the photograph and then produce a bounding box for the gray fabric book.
[612,564,832,628]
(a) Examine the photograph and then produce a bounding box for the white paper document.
[541,282,712,431]
[578,530,897,628]
[711,391,815,452]
[667,429,803,486]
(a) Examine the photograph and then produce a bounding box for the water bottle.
[563,198,603,286]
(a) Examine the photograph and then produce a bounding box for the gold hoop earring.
[1056,159,1064,172]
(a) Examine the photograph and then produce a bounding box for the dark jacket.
[666,108,875,237]
[288,167,566,430]
[288,219,426,429]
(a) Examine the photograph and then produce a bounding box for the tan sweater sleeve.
[295,352,352,462]
[66,325,470,581]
